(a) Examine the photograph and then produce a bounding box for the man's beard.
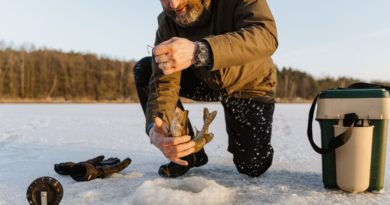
[164,0,211,28]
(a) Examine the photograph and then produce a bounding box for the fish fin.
[194,127,200,137]
[204,133,214,143]
[209,111,217,122]
[203,107,209,122]
[181,110,189,136]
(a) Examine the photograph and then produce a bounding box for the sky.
[0,0,389,81]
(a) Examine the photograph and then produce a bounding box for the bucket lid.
[319,88,389,99]
[316,89,390,120]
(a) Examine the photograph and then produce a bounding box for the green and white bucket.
[308,83,390,192]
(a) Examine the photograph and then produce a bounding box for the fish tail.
[203,108,217,128]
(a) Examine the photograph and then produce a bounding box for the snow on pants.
[134,57,274,177]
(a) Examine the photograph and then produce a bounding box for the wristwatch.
[194,41,212,68]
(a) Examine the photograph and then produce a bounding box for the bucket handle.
[307,82,389,155]
[348,82,390,91]
[307,95,357,155]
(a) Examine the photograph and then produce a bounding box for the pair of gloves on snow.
[54,156,131,182]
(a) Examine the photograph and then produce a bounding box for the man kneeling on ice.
[134,0,278,178]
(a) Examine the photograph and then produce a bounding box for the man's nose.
[169,0,180,9]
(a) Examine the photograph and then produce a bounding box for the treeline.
[0,48,137,102]
[0,48,388,102]
[276,67,390,101]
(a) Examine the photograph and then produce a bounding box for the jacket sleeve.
[204,0,278,70]
[145,14,181,130]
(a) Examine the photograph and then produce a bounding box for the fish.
[169,107,217,153]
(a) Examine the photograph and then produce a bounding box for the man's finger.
[158,62,175,71]
[171,135,192,145]
[171,158,188,166]
[176,147,195,159]
[167,147,195,163]
[169,140,195,152]
[155,54,170,64]
[161,135,191,146]
[154,117,163,128]
[164,144,195,159]
[160,65,178,75]
[153,44,171,56]
[153,117,166,135]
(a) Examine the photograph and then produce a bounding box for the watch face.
[194,41,210,67]
[199,52,209,61]
[26,177,63,205]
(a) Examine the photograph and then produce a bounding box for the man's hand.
[153,37,196,75]
[149,117,196,166]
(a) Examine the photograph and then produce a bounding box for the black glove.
[54,156,131,182]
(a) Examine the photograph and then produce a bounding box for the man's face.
[160,0,205,27]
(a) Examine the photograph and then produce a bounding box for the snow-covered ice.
[0,103,390,205]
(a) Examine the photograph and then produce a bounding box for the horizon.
[1,0,389,81]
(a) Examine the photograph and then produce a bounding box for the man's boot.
[158,149,208,178]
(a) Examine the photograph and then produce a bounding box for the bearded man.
[134,0,278,178]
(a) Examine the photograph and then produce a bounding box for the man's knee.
[233,149,273,177]
[134,56,152,84]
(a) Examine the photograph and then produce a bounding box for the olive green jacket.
[146,0,278,129]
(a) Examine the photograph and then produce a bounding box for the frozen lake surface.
[0,103,389,205]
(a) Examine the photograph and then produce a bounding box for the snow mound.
[125,176,236,205]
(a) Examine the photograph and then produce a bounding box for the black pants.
[134,57,274,177]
